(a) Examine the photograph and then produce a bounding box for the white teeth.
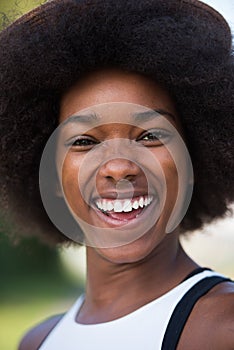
[107,201,114,211]
[114,201,123,212]
[95,195,153,213]
[132,200,139,210]
[123,200,132,212]
[139,196,144,208]
[102,200,108,212]
[96,201,102,210]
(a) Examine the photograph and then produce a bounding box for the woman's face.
[58,69,189,263]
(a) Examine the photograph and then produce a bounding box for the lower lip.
[91,199,157,228]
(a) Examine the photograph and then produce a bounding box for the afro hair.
[0,0,233,245]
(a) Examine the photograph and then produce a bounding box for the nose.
[98,158,140,183]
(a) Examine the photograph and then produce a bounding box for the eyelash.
[65,129,172,150]
[71,136,99,147]
[137,129,172,144]
[65,136,98,148]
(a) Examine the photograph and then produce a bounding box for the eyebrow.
[133,109,176,122]
[62,108,176,125]
[63,113,99,125]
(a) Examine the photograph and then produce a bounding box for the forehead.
[59,69,179,124]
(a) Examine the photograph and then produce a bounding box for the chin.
[93,227,164,264]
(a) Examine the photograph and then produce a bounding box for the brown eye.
[138,129,172,146]
[65,136,99,150]
[72,138,96,146]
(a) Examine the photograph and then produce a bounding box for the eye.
[137,129,172,146]
[65,136,99,150]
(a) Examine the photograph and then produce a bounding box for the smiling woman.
[0,0,234,349]
[50,70,188,246]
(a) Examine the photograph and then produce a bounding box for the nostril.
[104,174,136,183]
[125,175,136,181]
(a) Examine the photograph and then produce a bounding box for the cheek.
[152,149,179,211]
[163,156,178,190]
[152,148,178,185]
[61,155,83,207]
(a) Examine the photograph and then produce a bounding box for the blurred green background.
[0,0,45,22]
[0,233,84,350]
[0,1,234,350]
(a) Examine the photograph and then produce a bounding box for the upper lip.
[92,190,152,201]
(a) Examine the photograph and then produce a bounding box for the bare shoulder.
[205,280,234,320]
[179,280,234,350]
[204,280,234,349]
[18,314,64,350]
[206,280,234,340]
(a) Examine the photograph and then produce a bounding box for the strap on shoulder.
[161,276,231,350]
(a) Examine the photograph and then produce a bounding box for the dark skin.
[19,70,234,349]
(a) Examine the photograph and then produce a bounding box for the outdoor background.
[0,0,233,349]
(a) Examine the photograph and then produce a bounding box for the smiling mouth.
[93,195,154,222]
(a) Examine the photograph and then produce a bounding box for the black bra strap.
[161,276,231,350]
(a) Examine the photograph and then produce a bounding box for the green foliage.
[0,233,60,281]
[0,233,84,350]
[0,0,44,13]
[0,0,45,28]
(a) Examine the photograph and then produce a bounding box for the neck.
[77,234,198,324]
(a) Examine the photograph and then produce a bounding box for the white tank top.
[39,270,224,350]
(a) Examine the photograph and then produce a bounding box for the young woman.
[0,0,233,349]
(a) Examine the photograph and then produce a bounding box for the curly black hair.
[0,0,233,245]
